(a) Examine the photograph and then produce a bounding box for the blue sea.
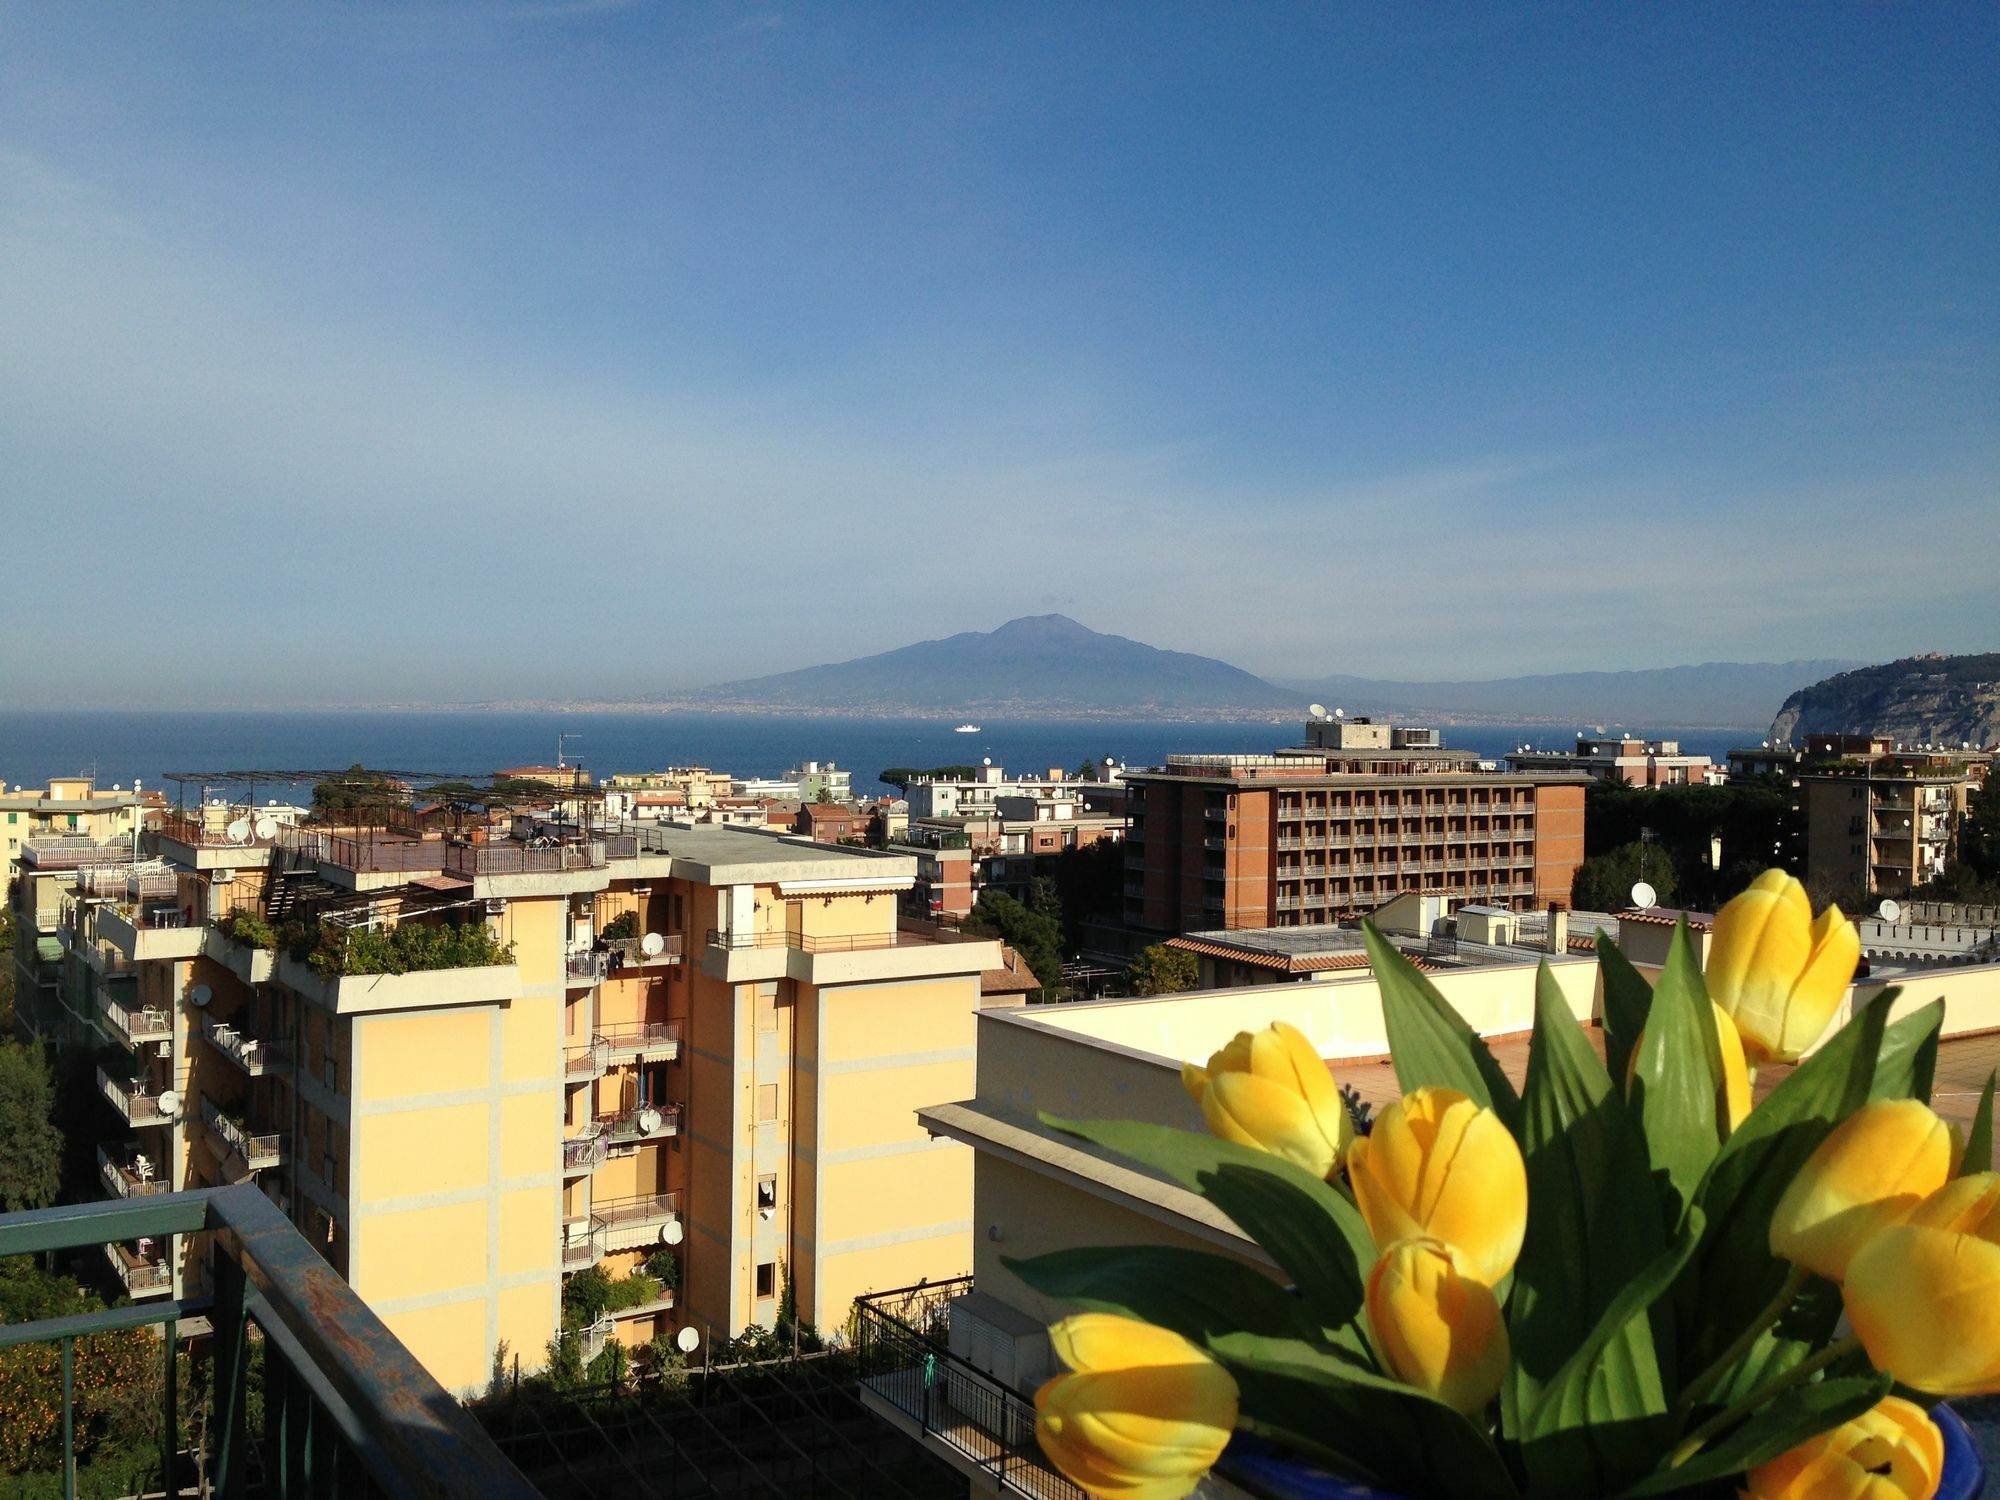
[0,710,1749,803]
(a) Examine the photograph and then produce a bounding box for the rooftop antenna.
[558,731,581,770]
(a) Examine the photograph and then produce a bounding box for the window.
[755,1262,775,1299]
[756,985,778,1033]
[757,1084,778,1122]
[757,1175,777,1211]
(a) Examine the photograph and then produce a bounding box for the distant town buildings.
[1121,716,1589,933]
[1505,734,1724,788]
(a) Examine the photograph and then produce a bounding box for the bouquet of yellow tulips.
[1010,871,1999,1500]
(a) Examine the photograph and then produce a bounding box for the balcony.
[565,949,609,987]
[598,1021,681,1064]
[97,1143,169,1199]
[101,986,174,1046]
[201,1096,285,1175]
[565,1038,609,1081]
[609,933,685,969]
[577,1312,617,1364]
[97,1067,176,1128]
[560,1222,605,1271]
[202,1012,292,1076]
[590,1191,681,1252]
[562,1122,608,1175]
[0,1186,537,1496]
[856,1279,1083,1500]
[105,1241,173,1299]
[597,1102,681,1146]
[96,902,207,963]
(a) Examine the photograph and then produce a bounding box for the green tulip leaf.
[1597,933,1655,1087]
[1509,960,1670,1496]
[1039,1113,1375,1354]
[1679,992,1889,1387]
[1628,922,1725,1219]
[1963,1069,1996,1178]
[1614,1371,1890,1497]
[1706,1274,1843,1408]
[1211,1332,1522,1500]
[1869,992,1941,1105]
[1002,1244,1324,1347]
[1362,921,1520,1132]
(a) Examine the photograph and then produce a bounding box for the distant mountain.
[1769,654,2000,746]
[689,615,1299,716]
[1277,661,1863,731]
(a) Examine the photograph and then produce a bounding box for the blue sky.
[0,2,1993,705]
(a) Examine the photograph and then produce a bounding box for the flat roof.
[627,823,915,884]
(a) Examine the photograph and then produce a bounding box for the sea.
[0,710,1751,804]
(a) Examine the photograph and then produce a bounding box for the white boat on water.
[953,723,980,733]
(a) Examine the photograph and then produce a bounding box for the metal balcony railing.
[855,1278,1084,1500]
[597,1102,682,1145]
[201,1012,292,1076]
[201,1096,284,1172]
[97,1067,174,1127]
[443,841,608,877]
[98,1143,169,1199]
[0,1186,537,1498]
[101,988,173,1045]
[589,1192,681,1243]
[705,928,899,953]
[560,1223,605,1271]
[597,1022,681,1062]
[565,950,609,985]
[565,1039,609,1081]
[105,1240,174,1298]
[608,933,685,968]
[562,1123,608,1174]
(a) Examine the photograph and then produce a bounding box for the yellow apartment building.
[43,806,1004,1393]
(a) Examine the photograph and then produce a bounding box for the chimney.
[1546,902,1569,955]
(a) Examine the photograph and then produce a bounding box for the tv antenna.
[557,732,581,770]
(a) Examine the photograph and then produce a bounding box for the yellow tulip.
[1180,1021,1352,1180]
[1625,1002,1755,1132]
[1844,1172,2000,1396]
[1033,1314,1239,1500]
[1346,1087,1527,1286]
[1366,1238,1509,1415]
[1769,1098,1958,1281]
[1739,1394,1943,1500]
[1707,869,1860,1063]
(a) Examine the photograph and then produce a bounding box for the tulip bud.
[1740,1394,1943,1500]
[1844,1175,2000,1397]
[1769,1099,1958,1281]
[1366,1238,1508,1415]
[1181,1021,1352,1180]
[1346,1087,1527,1287]
[1625,1002,1754,1132]
[1707,869,1860,1063]
[1033,1314,1239,1500]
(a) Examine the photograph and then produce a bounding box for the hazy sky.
[1,2,1994,706]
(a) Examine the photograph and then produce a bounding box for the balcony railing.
[704,928,898,953]
[201,1096,284,1173]
[98,1143,169,1199]
[444,840,608,877]
[565,1038,609,1081]
[560,1222,605,1271]
[589,1192,681,1252]
[855,1278,1083,1500]
[597,1021,681,1062]
[608,933,685,967]
[562,1123,608,1174]
[597,1102,681,1145]
[97,1067,175,1127]
[0,1186,538,1498]
[105,1241,173,1298]
[565,950,609,986]
[202,1012,292,1076]
[101,988,174,1046]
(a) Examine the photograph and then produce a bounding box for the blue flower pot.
[1217,1404,1986,1499]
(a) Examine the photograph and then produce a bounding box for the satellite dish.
[675,1326,700,1353]
[1308,703,1328,720]
[663,1220,684,1246]
[641,931,666,957]
[225,818,251,844]
[188,983,213,1008]
[636,1106,664,1136]
[1879,900,1901,923]
[1333,707,1345,718]
[982,757,991,767]
[253,817,277,840]
[1630,881,1658,910]
[157,1090,182,1118]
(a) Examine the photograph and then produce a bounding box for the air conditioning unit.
[213,869,235,884]
[485,898,507,914]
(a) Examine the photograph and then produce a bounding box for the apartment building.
[38,798,1003,1394]
[1802,758,1989,901]
[1121,718,1589,934]
[902,763,1124,822]
[1506,735,1724,788]
[2,776,150,892]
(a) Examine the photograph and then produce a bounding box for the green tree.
[1073,760,1101,782]
[1027,875,1062,923]
[310,764,409,819]
[969,891,1063,1001]
[1126,944,1198,997]
[1572,840,1679,913]
[0,908,14,1034]
[0,1041,61,1211]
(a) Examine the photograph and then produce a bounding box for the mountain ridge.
[671,617,1864,728]
[1769,654,2000,746]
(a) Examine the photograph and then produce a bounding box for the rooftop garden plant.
[288,919,514,978]
[1011,869,1995,1500]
